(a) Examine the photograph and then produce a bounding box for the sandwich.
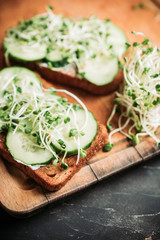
[0,66,108,191]
[3,6,127,95]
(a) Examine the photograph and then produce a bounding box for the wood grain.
[0,159,48,216]
[0,0,160,216]
[90,147,142,180]
[45,165,97,203]
[135,137,160,160]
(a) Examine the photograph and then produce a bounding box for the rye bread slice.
[0,122,107,191]
[0,76,108,191]
[36,63,123,95]
[5,56,123,95]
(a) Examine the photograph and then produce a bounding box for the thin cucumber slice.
[46,56,69,69]
[51,109,97,155]
[46,49,67,62]
[106,22,127,57]
[4,39,47,62]
[0,66,41,92]
[0,66,41,84]
[82,56,119,86]
[6,130,53,165]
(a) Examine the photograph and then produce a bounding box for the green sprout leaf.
[107,123,114,131]
[69,128,78,137]
[80,149,87,158]
[61,162,68,170]
[103,143,114,152]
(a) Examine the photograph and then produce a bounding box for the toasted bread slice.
[36,63,123,95]
[0,76,108,191]
[5,56,123,96]
[0,122,107,191]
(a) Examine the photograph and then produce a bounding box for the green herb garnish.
[103,143,113,152]
[69,128,78,137]
[61,162,68,170]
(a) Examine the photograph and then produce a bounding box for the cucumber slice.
[46,49,67,62]
[46,51,69,68]
[51,109,97,155]
[0,66,41,90]
[106,22,127,57]
[82,55,119,86]
[4,39,47,62]
[6,130,53,165]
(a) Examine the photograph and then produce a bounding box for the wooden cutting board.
[0,0,160,217]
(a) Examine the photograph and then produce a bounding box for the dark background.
[0,155,160,240]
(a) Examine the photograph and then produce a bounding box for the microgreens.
[107,34,160,147]
[0,70,89,167]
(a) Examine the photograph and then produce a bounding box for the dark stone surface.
[0,156,160,240]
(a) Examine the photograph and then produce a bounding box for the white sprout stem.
[2,75,16,91]
[44,88,89,132]
[69,107,81,164]
[46,137,60,160]
[12,124,18,135]
[128,123,136,135]
[108,116,130,143]
[61,149,68,163]
[118,115,132,139]
[4,51,11,67]
[76,138,81,165]
[11,83,17,102]
[132,31,145,37]
[107,103,117,126]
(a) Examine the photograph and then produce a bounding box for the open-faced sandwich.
[3,6,127,95]
[0,66,108,191]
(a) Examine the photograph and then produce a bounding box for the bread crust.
[0,77,108,191]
